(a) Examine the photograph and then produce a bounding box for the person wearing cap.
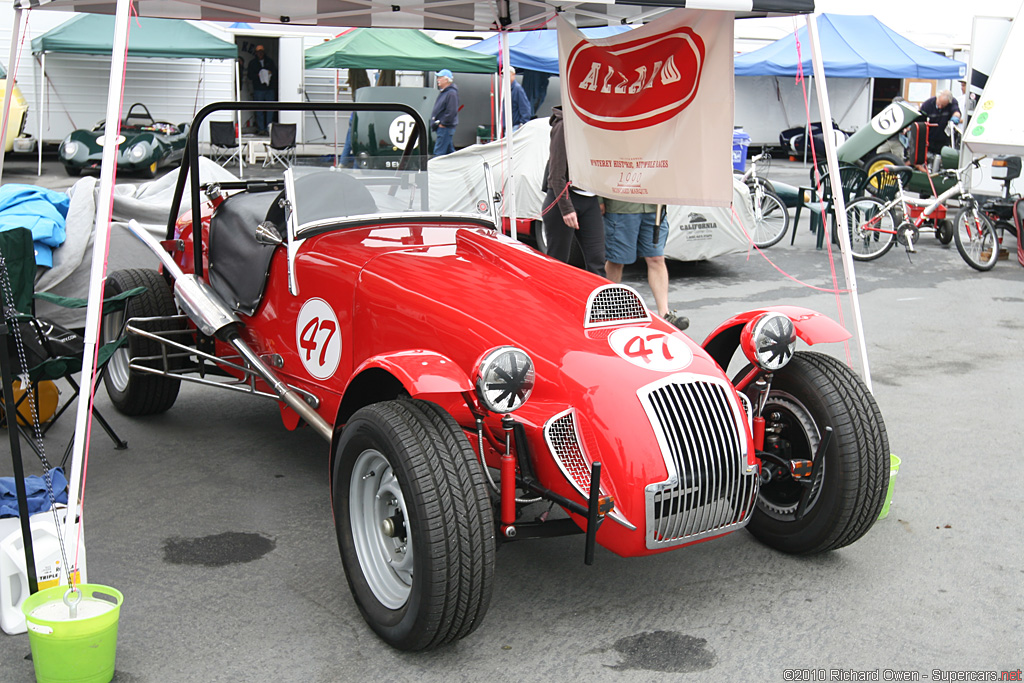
[247,44,277,134]
[430,69,459,156]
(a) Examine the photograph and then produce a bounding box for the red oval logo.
[565,29,706,131]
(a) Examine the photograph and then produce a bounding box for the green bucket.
[878,454,901,520]
[21,584,123,683]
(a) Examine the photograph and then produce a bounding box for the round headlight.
[741,312,796,371]
[475,346,535,413]
[61,140,78,158]
[129,143,147,160]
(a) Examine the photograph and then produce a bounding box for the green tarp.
[304,28,497,73]
[31,14,238,60]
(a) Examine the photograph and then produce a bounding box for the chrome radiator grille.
[585,285,650,328]
[639,376,758,548]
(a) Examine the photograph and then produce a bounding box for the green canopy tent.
[304,28,497,73]
[31,14,240,173]
[305,28,497,163]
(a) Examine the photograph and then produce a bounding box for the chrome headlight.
[740,312,796,371]
[475,346,535,413]
[128,143,147,160]
[60,140,78,158]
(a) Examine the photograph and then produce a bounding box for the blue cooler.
[732,127,750,172]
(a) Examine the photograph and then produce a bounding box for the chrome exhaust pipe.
[123,221,334,442]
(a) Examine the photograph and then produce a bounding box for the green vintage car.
[59,103,189,178]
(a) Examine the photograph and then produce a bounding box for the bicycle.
[839,158,1000,271]
[738,151,790,248]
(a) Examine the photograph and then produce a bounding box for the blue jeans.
[253,90,275,132]
[433,126,455,156]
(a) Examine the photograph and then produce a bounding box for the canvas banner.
[557,10,734,206]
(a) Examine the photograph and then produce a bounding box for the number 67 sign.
[608,326,693,372]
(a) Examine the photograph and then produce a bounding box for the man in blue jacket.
[504,67,533,133]
[430,69,459,156]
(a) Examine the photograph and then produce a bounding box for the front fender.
[353,349,473,397]
[702,305,851,372]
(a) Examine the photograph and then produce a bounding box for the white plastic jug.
[0,507,87,635]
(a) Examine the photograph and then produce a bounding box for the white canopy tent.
[0,0,877,574]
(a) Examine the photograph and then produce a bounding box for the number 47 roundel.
[296,298,342,379]
[608,326,692,372]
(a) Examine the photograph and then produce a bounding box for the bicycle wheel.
[840,196,897,261]
[748,182,790,248]
[953,206,999,271]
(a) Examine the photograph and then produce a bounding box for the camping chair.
[792,164,869,249]
[0,228,144,466]
[263,123,297,168]
[209,121,245,168]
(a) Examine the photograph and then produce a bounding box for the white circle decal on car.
[608,326,692,372]
[388,114,417,149]
[296,298,341,379]
[870,102,906,137]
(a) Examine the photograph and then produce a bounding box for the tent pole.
[235,61,243,177]
[63,0,134,561]
[0,7,24,185]
[38,53,45,176]
[806,14,873,392]
[500,33,517,241]
[804,74,813,166]
[334,69,339,167]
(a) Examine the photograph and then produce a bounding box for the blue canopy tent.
[465,26,632,75]
[466,26,633,116]
[735,13,966,78]
[734,14,966,148]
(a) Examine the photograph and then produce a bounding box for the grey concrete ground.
[1,156,1022,682]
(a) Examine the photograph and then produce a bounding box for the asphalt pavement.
[0,155,1022,682]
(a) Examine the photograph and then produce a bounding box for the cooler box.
[732,128,750,172]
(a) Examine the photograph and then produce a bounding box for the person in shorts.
[602,198,688,330]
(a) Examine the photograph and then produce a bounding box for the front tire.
[333,400,494,650]
[840,196,897,261]
[953,206,999,271]
[738,352,889,554]
[102,268,183,415]
[937,218,954,245]
[747,182,790,249]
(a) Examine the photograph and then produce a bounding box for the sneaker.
[664,310,689,331]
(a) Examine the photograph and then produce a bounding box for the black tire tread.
[750,184,790,249]
[104,268,182,415]
[843,196,896,261]
[335,400,493,650]
[953,207,998,271]
[746,352,889,554]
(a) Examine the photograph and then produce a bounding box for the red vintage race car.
[101,102,889,651]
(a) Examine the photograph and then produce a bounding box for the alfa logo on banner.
[557,10,734,206]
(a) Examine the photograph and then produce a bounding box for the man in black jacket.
[920,90,961,155]
[247,45,276,134]
[430,69,459,156]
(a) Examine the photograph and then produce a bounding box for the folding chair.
[209,121,245,168]
[263,123,297,168]
[792,164,868,248]
[0,228,144,465]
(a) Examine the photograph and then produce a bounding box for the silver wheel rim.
[349,448,413,609]
[102,307,130,392]
[751,190,786,247]
[959,211,997,266]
